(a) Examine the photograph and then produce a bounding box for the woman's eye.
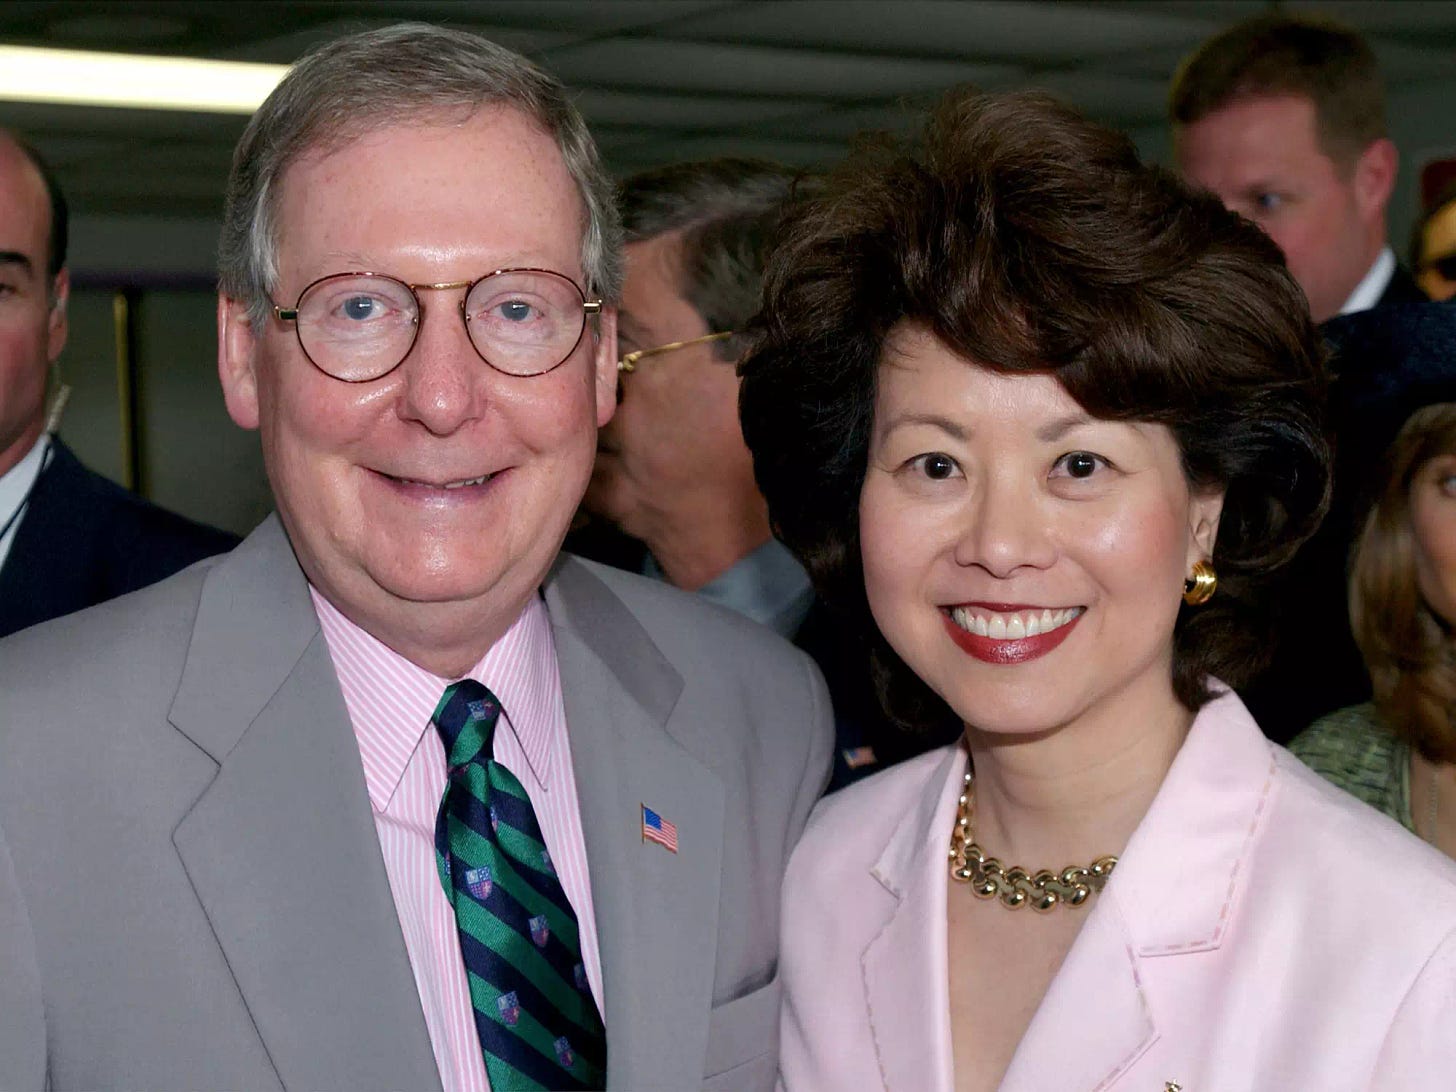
[1053,451,1104,479]
[911,452,960,480]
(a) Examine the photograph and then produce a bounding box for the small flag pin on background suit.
[641,804,679,853]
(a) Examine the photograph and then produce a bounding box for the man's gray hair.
[218,22,623,327]
[618,157,805,362]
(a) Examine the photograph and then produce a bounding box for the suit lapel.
[0,440,91,638]
[998,897,1155,1089]
[861,748,961,1092]
[170,517,441,1091]
[1001,691,1276,1090]
[545,558,725,1091]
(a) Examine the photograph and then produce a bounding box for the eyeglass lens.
[292,270,589,381]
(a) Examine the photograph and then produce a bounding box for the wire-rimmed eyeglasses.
[617,330,735,373]
[272,268,602,382]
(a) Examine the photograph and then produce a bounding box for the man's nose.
[396,300,489,435]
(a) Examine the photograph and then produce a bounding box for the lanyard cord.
[0,440,55,548]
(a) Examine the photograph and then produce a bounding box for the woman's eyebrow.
[1035,413,1094,443]
[880,412,969,440]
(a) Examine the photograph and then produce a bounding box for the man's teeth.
[949,606,1083,639]
[397,473,495,489]
[443,474,493,489]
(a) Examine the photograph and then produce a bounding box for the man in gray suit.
[0,24,831,1092]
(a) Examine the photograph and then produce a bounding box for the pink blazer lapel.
[998,895,1156,1090]
[1002,689,1277,1090]
[861,748,963,1092]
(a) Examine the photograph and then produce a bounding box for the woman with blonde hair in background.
[1292,402,1456,857]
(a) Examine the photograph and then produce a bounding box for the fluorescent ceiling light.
[0,45,287,114]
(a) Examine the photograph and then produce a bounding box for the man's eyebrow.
[0,251,34,274]
[1238,181,1280,197]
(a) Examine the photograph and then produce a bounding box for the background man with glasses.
[576,157,956,789]
[0,24,830,1091]
[581,159,803,617]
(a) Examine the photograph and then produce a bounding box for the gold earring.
[1183,560,1217,606]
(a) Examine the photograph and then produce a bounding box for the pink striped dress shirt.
[311,588,603,1092]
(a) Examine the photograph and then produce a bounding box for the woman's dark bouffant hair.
[738,88,1331,732]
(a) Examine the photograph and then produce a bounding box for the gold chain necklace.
[948,770,1118,912]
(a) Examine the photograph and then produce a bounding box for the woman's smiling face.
[858,326,1223,737]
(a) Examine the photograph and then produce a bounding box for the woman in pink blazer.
[739,89,1456,1091]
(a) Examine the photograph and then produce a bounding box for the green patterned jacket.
[1288,703,1414,834]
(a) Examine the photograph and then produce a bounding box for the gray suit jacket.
[0,516,832,1091]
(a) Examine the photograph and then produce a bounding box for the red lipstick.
[941,608,1081,664]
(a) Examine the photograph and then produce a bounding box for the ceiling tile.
[606,133,850,173]
[570,87,823,130]
[1019,72,1171,125]
[546,38,1021,99]
[662,1,1220,62]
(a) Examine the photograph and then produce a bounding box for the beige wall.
[57,287,271,538]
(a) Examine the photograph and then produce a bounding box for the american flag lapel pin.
[641,803,679,853]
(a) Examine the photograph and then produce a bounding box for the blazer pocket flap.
[703,977,781,1080]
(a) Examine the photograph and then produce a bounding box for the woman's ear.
[1187,488,1225,568]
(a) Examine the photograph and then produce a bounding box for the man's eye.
[496,299,537,322]
[1254,192,1283,213]
[339,295,386,321]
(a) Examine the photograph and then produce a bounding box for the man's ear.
[1186,488,1225,571]
[46,267,69,362]
[592,303,619,428]
[1353,137,1397,221]
[218,294,261,431]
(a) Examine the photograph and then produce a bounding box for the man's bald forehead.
[0,129,67,277]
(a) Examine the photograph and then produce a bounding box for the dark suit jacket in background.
[0,516,832,1090]
[0,437,237,638]
[1379,263,1430,309]
[1240,299,1456,742]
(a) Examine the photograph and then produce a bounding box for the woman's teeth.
[949,606,1083,639]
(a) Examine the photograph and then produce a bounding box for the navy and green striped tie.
[431,680,606,1090]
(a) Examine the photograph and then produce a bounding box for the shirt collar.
[311,587,560,811]
[1339,246,1396,316]
[0,433,51,567]
[644,537,814,637]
